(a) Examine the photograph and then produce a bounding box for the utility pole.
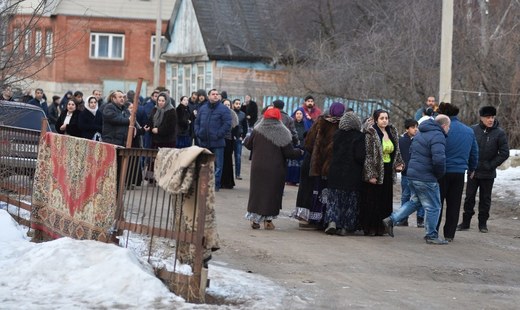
[439,0,453,103]
[153,0,163,89]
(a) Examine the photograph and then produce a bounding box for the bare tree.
[0,0,87,93]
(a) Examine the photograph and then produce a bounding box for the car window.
[0,101,51,132]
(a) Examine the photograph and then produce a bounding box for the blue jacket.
[445,116,479,173]
[194,101,232,148]
[407,119,447,182]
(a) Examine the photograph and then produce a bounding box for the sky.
[1,154,519,309]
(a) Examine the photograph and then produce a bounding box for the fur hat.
[272,100,285,110]
[339,111,361,131]
[479,106,496,117]
[437,102,459,116]
[263,107,281,120]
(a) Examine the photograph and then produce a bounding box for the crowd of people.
[3,85,511,244]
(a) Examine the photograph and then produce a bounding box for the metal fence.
[0,125,212,303]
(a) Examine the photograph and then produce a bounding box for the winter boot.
[416,216,424,228]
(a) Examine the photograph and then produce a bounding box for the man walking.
[383,115,451,245]
[194,89,232,191]
[232,99,247,180]
[457,106,509,233]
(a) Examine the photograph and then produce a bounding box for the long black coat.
[327,129,366,191]
[78,109,103,140]
[149,107,177,146]
[55,110,81,137]
[102,102,130,147]
[244,131,301,217]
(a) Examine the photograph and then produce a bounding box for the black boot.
[416,216,424,228]
[479,220,488,233]
[457,214,471,231]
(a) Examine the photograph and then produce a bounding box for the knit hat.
[263,107,281,120]
[438,102,459,116]
[329,102,345,117]
[272,100,285,110]
[479,106,496,117]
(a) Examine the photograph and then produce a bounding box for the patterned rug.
[31,133,118,242]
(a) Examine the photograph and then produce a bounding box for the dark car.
[0,100,51,177]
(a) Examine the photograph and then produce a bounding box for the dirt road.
[210,153,520,309]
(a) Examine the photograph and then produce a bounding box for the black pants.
[437,173,465,238]
[462,177,495,226]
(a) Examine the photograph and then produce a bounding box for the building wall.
[9,14,168,97]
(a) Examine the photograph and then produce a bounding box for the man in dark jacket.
[194,89,232,191]
[273,99,299,146]
[232,99,248,179]
[101,90,130,147]
[28,88,49,117]
[383,115,451,244]
[458,106,509,233]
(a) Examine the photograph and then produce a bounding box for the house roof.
[13,0,175,21]
[164,0,282,62]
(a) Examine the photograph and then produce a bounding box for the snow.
[1,153,519,309]
[0,209,288,309]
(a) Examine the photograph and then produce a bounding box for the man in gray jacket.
[102,90,130,147]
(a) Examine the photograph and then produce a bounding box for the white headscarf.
[85,95,98,116]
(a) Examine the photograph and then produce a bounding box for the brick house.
[161,0,289,103]
[6,0,175,97]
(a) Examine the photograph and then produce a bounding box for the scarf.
[153,102,174,127]
[85,96,98,116]
[253,118,292,147]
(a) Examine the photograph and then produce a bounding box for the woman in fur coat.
[361,109,404,236]
[244,107,303,230]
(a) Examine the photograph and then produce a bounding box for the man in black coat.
[101,90,130,147]
[458,106,509,233]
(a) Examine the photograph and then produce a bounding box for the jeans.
[209,147,224,190]
[233,138,243,177]
[400,176,425,219]
[390,180,441,239]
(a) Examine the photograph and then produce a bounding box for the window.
[35,30,42,56]
[24,30,31,56]
[45,30,53,57]
[150,35,165,61]
[90,33,124,60]
[169,64,178,101]
[184,65,191,97]
[196,64,205,90]
[13,28,20,54]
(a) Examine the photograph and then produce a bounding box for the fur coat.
[304,115,341,177]
[362,123,403,184]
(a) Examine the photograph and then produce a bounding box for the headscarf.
[339,111,362,132]
[329,102,345,117]
[153,94,174,127]
[84,95,98,116]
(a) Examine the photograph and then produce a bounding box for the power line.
[452,89,520,96]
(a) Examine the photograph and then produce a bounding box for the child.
[396,119,424,227]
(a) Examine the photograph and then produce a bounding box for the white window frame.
[169,64,179,102]
[24,30,31,56]
[184,65,191,97]
[45,30,53,57]
[90,32,125,60]
[13,28,20,54]
[150,35,165,62]
[196,63,205,90]
[35,30,42,56]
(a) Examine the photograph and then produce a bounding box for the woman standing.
[55,99,81,137]
[145,93,177,148]
[176,96,193,148]
[78,96,103,140]
[323,112,365,235]
[244,107,303,230]
[285,109,306,186]
[361,109,404,236]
